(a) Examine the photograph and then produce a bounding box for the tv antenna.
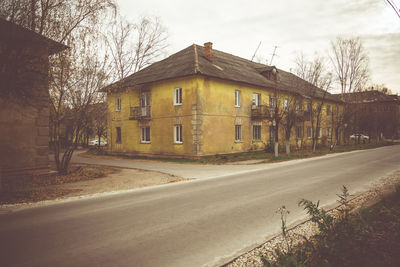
[269,45,279,65]
[251,41,262,61]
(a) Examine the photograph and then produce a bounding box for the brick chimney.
[204,42,213,62]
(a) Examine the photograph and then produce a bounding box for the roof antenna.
[251,41,262,61]
[269,45,278,65]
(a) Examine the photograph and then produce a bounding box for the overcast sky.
[118,0,400,94]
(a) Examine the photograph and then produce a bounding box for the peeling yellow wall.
[107,76,199,156]
[106,75,343,157]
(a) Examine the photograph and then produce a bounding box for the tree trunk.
[274,142,279,157]
[285,141,290,156]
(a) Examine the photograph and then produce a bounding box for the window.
[326,105,331,116]
[252,93,261,106]
[253,125,261,140]
[174,87,182,105]
[141,127,150,143]
[283,98,289,111]
[174,125,182,143]
[307,102,312,112]
[235,90,241,107]
[296,126,303,139]
[116,127,122,143]
[335,105,339,115]
[317,127,322,138]
[141,92,150,107]
[269,96,276,109]
[295,103,301,114]
[115,97,121,112]
[235,125,242,141]
[326,127,332,138]
[307,126,312,139]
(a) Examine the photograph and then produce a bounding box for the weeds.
[262,185,400,267]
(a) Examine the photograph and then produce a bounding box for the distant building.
[0,18,67,177]
[102,42,343,157]
[340,91,400,140]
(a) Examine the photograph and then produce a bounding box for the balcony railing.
[251,105,272,119]
[129,106,151,120]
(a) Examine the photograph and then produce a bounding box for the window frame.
[296,126,303,139]
[269,96,276,109]
[307,126,312,139]
[116,127,122,143]
[252,93,261,106]
[283,98,289,111]
[115,97,121,112]
[174,124,183,144]
[326,127,332,138]
[317,127,322,138]
[326,105,331,116]
[141,126,151,143]
[235,90,241,107]
[235,125,242,141]
[174,87,182,106]
[252,125,261,141]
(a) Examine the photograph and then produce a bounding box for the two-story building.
[102,42,342,157]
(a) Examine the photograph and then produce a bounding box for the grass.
[263,185,400,267]
[83,141,398,164]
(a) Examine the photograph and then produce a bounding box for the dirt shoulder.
[0,164,194,206]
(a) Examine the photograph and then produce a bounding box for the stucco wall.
[0,42,50,175]
[106,75,343,157]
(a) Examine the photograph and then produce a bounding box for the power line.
[385,0,400,19]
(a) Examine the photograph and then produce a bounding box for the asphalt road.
[2,146,400,267]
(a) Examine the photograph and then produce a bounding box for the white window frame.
[235,90,241,107]
[296,126,303,139]
[174,124,183,144]
[307,126,312,139]
[174,87,182,105]
[235,125,242,141]
[326,127,332,138]
[253,125,261,140]
[283,98,289,111]
[317,127,322,138]
[252,93,260,106]
[141,126,150,143]
[115,97,121,112]
[269,96,276,109]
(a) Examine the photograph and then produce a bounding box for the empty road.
[2,145,400,267]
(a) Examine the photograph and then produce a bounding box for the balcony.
[251,105,272,119]
[129,106,151,120]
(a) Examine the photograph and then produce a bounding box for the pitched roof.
[103,43,340,102]
[0,18,68,55]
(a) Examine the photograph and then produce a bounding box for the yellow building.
[102,42,343,157]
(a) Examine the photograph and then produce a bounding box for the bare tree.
[281,96,303,155]
[106,15,168,80]
[330,37,369,95]
[50,35,110,174]
[295,53,332,152]
[330,37,369,143]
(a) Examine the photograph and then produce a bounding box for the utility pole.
[269,45,278,65]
